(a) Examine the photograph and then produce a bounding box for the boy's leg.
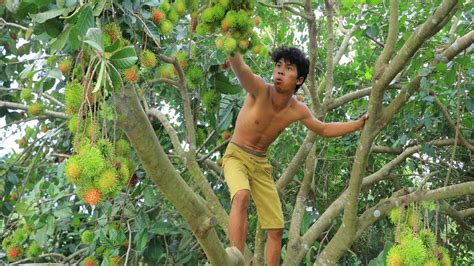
[266,229,283,266]
[229,189,251,253]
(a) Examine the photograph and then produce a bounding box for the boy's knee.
[267,228,283,239]
[232,190,251,210]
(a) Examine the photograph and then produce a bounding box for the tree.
[0,0,472,265]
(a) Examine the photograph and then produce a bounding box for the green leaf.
[49,25,72,53]
[149,222,174,235]
[53,207,72,218]
[418,67,432,77]
[143,187,157,207]
[29,8,65,23]
[135,229,149,252]
[144,20,162,42]
[212,73,241,95]
[93,0,107,16]
[76,5,94,38]
[84,28,104,53]
[69,26,81,49]
[15,202,31,216]
[107,63,122,90]
[93,60,106,93]
[367,0,382,5]
[365,26,379,39]
[342,0,354,8]
[109,46,138,69]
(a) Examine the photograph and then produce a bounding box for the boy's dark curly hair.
[270,46,310,93]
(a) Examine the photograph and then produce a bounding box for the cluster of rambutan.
[386,205,451,266]
[151,0,199,36]
[65,138,135,206]
[2,225,41,262]
[196,0,264,55]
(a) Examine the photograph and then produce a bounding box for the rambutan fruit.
[186,0,199,11]
[20,88,33,103]
[212,4,225,21]
[202,90,220,113]
[219,0,229,8]
[82,256,97,266]
[123,66,139,83]
[157,64,175,79]
[86,121,100,140]
[140,50,157,68]
[115,139,131,157]
[186,65,204,86]
[238,39,249,50]
[81,230,94,244]
[201,8,214,23]
[423,257,440,266]
[399,236,427,266]
[254,16,261,26]
[176,51,188,70]
[83,187,102,206]
[65,156,82,183]
[389,207,402,224]
[103,23,122,44]
[174,0,186,16]
[407,207,421,230]
[167,8,179,24]
[151,8,165,25]
[110,256,122,266]
[68,115,80,134]
[27,241,41,259]
[386,245,403,266]
[28,102,44,116]
[251,44,262,54]
[419,229,436,249]
[65,82,84,115]
[58,58,71,75]
[78,145,106,179]
[235,10,250,29]
[97,139,114,160]
[436,246,451,266]
[159,19,173,35]
[159,0,171,13]
[7,246,21,261]
[215,37,224,49]
[13,227,27,242]
[223,37,237,53]
[115,157,131,184]
[96,169,119,193]
[195,23,207,36]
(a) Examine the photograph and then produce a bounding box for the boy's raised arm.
[228,52,267,97]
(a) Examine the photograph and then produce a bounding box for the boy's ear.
[296,76,304,85]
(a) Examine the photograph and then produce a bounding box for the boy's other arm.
[299,105,367,137]
[228,52,267,97]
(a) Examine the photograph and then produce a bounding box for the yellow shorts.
[222,142,284,229]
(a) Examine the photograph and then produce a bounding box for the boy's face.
[272,59,304,93]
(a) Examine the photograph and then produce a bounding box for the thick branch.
[0,100,68,119]
[374,0,399,79]
[147,108,186,159]
[383,30,474,127]
[356,182,474,238]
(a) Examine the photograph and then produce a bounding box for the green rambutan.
[219,0,230,8]
[28,101,44,117]
[223,37,237,53]
[68,115,80,134]
[82,256,97,266]
[115,139,131,157]
[115,157,131,184]
[97,139,114,160]
[400,236,427,266]
[65,156,82,183]
[386,245,403,266]
[20,88,33,103]
[140,50,157,68]
[235,10,250,29]
[27,241,41,259]
[202,90,220,113]
[157,64,175,79]
[159,0,171,13]
[389,207,402,224]
[81,230,94,244]
[96,169,119,193]
[186,65,204,86]
[186,0,199,11]
[436,246,451,266]
[78,145,106,179]
[212,4,225,21]
[160,19,173,35]
[65,82,84,115]
[167,8,179,24]
[176,51,188,69]
[103,23,122,44]
[13,227,27,243]
[196,23,207,35]
[174,0,186,16]
[423,257,440,266]
[201,8,214,23]
[239,39,249,50]
[419,229,436,249]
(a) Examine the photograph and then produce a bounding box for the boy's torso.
[231,84,305,153]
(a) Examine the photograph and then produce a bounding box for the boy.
[223,47,367,265]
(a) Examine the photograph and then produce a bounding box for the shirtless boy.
[223,47,368,265]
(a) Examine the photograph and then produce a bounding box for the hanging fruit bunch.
[386,203,451,266]
[196,0,265,55]
[151,0,200,35]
